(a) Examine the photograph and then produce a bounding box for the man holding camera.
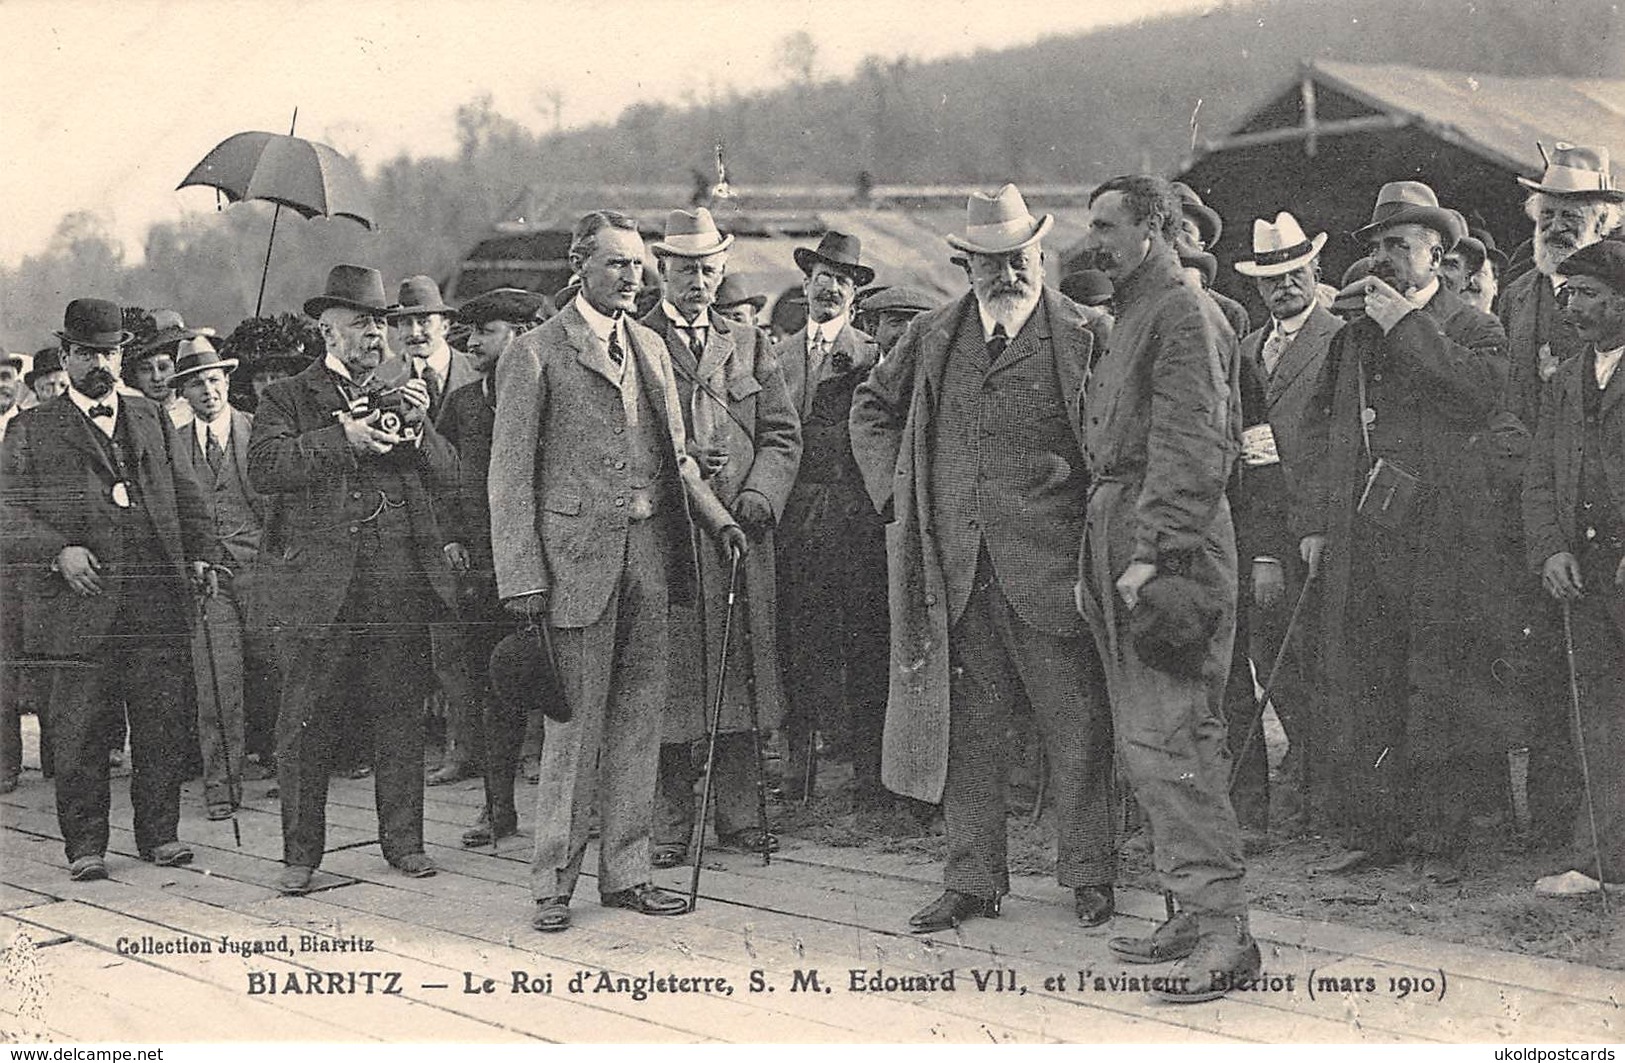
[488,211,745,932]
[248,264,458,895]
[1295,183,1508,884]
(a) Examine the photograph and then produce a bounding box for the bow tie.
[87,404,115,420]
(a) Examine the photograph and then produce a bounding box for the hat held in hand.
[489,621,571,723]
[1130,572,1223,678]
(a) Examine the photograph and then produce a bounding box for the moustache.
[79,367,116,398]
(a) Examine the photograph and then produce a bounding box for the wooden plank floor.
[2,769,1620,1043]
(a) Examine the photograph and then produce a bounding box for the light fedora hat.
[169,334,239,383]
[1235,212,1328,277]
[1517,142,1625,202]
[651,207,734,257]
[1353,181,1465,247]
[945,183,1054,255]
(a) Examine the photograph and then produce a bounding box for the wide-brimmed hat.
[131,308,206,359]
[304,264,391,319]
[1235,212,1328,277]
[860,285,937,315]
[1354,181,1465,247]
[169,335,239,383]
[1179,245,1218,288]
[945,184,1053,256]
[1517,142,1625,202]
[54,298,134,349]
[793,231,875,287]
[713,275,767,311]
[1554,237,1625,293]
[1059,269,1114,307]
[651,207,734,258]
[1171,182,1223,249]
[458,287,551,327]
[1470,226,1509,271]
[24,347,62,386]
[387,275,455,318]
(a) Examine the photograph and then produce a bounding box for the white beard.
[979,288,1042,334]
[1533,229,1593,278]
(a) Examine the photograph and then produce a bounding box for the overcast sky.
[0,0,1216,266]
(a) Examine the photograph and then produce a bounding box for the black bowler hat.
[25,347,63,387]
[793,231,875,287]
[54,298,134,349]
[489,622,571,723]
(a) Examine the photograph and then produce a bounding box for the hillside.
[3,0,1620,347]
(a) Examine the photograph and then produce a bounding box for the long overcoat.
[849,288,1098,803]
[1293,285,1510,764]
[639,306,802,740]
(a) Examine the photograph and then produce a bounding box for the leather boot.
[1108,911,1199,964]
[1153,915,1262,1003]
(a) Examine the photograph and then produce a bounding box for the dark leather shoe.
[1152,917,1262,1003]
[461,811,520,848]
[1074,885,1115,927]
[601,883,689,916]
[908,890,999,934]
[69,855,107,882]
[651,844,689,869]
[389,853,438,878]
[532,897,571,932]
[140,841,194,867]
[277,865,315,895]
[1108,911,1199,964]
[427,760,477,786]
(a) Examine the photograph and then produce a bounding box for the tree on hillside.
[775,31,819,84]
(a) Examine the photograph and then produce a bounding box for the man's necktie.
[987,325,1009,361]
[1261,326,1288,377]
[87,404,114,420]
[607,325,625,366]
[687,326,706,362]
[206,431,225,475]
[421,363,443,413]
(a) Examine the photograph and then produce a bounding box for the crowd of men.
[2,142,1623,1005]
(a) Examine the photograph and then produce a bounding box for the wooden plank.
[0,881,55,913]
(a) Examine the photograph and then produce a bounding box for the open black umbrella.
[178,111,375,315]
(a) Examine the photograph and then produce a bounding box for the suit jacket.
[245,360,458,631]
[1523,351,1625,572]
[0,393,218,656]
[776,319,882,423]
[639,305,802,737]
[173,408,271,533]
[849,287,1099,803]
[435,377,497,581]
[1234,304,1340,564]
[1501,266,1586,432]
[487,302,736,629]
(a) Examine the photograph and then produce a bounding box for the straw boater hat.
[1517,143,1625,202]
[1354,181,1466,247]
[168,335,239,384]
[54,298,134,349]
[1234,212,1328,277]
[651,207,734,258]
[944,184,1053,256]
[305,265,392,319]
[793,231,875,287]
[387,275,456,318]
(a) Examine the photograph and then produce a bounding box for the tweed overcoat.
[849,288,1098,803]
[1523,350,1625,573]
[639,306,802,739]
[1501,267,1586,432]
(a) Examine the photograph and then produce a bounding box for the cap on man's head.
[861,285,938,315]
[458,288,551,327]
[1553,238,1625,293]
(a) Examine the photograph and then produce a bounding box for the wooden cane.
[1561,600,1612,915]
[688,550,744,912]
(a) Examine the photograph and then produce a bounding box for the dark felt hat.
[304,264,391,319]
[1178,245,1218,288]
[1469,227,1508,271]
[1554,237,1625,293]
[25,347,62,386]
[54,298,133,349]
[489,623,571,723]
[168,335,239,383]
[1059,269,1114,307]
[387,275,456,318]
[457,288,551,327]
[1354,182,1465,247]
[1172,181,1223,249]
[714,275,767,312]
[1130,573,1223,678]
[793,231,875,287]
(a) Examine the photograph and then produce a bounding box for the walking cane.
[1228,565,1319,792]
[735,573,772,866]
[1561,601,1612,915]
[688,548,745,912]
[196,567,242,849]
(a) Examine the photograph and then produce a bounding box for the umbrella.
[177,110,375,315]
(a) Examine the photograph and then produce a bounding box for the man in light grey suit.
[488,209,746,933]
